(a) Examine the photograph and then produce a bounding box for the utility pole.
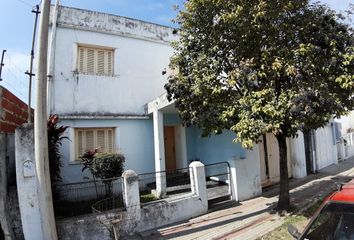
[34,0,57,239]
[25,5,40,123]
[0,50,6,81]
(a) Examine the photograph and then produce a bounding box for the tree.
[165,0,354,210]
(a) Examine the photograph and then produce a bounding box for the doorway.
[164,126,176,171]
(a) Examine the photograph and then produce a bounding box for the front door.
[164,126,176,171]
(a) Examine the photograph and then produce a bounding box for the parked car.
[288,179,354,240]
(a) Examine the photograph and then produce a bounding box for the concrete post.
[15,124,43,240]
[228,159,239,202]
[152,110,166,198]
[122,170,140,218]
[122,170,140,235]
[0,134,15,240]
[189,161,207,208]
[228,145,262,202]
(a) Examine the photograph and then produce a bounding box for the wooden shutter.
[97,50,105,75]
[107,51,113,76]
[85,130,94,151]
[97,130,106,152]
[107,129,113,153]
[78,47,85,73]
[77,130,83,159]
[86,48,95,74]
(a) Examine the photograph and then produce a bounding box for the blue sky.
[0,0,352,103]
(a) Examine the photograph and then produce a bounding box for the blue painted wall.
[186,127,246,165]
[164,113,246,165]
[59,118,155,183]
[58,113,246,183]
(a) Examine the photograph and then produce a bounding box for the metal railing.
[54,177,124,218]
[204,162,231,200]
[138,167,192,201]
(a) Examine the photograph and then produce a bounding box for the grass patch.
[256,215,307,240]
[257,198,324,240]
[140,191,159,203]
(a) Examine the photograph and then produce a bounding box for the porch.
[146,93,263,201]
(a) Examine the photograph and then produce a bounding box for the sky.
[0,0,352,103]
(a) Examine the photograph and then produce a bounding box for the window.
[77,46,114,76]
[75,128,115,159]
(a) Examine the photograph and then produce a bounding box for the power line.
[14,0,33,7]
[6,54,27,75]
[0,79,28,100]
[3,67,28,89]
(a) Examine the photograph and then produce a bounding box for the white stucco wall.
[50,6,176,116]
[315,124,338,170]
[288,132,307,178]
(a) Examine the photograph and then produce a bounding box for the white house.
[48,5,351,200]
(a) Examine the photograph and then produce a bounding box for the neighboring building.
[0,86,32,133]
[0,86,33,184]
[48,5,352,199]
[0,86,33,239]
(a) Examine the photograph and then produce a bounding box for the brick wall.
[0,86,33,133]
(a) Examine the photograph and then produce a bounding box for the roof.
[329,179,354,203]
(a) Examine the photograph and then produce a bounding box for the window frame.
[73,127,115,160]
[76,44,115,77]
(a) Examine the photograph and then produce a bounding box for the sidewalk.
[137,157,354,240]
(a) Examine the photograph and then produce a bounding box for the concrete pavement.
[136,157,354,240]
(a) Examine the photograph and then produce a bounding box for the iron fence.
[204,162,231,201]
[54,177,124,218]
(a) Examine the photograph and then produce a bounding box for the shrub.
[81,151,125,196]
[94,153,125,180]
[47,115,68,197]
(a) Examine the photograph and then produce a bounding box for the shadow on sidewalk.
[262,157,354,200]
[141,204,277,240]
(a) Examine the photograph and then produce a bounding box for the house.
[48,5,352,201]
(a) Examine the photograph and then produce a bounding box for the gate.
[204,162,232,209]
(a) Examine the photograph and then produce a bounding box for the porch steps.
[208,195,234,211]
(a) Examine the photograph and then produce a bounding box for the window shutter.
[85,130,94,151]
[107,51,113,76]
[77,130,83,158]
[97,130,105,152]
[107,129,113,153]
[97,50,105,75]
[77,46,114,76]
[86,48,95,74]
[78,47,85,73]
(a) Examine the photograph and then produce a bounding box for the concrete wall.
[59,118,155,183]
[288,132,307,179]
[229,145,262,202]
[15,124,43,240]
[315,124,338,170]
[50,6,176,116]
[57,162,208,239]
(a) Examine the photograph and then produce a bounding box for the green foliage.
[81,150,125,180]
[47,115,68,194]
[81,150,125,195]
[165,0,354,148]
[94,153,125,180]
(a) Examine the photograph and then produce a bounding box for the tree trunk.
[276,134,290,211]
